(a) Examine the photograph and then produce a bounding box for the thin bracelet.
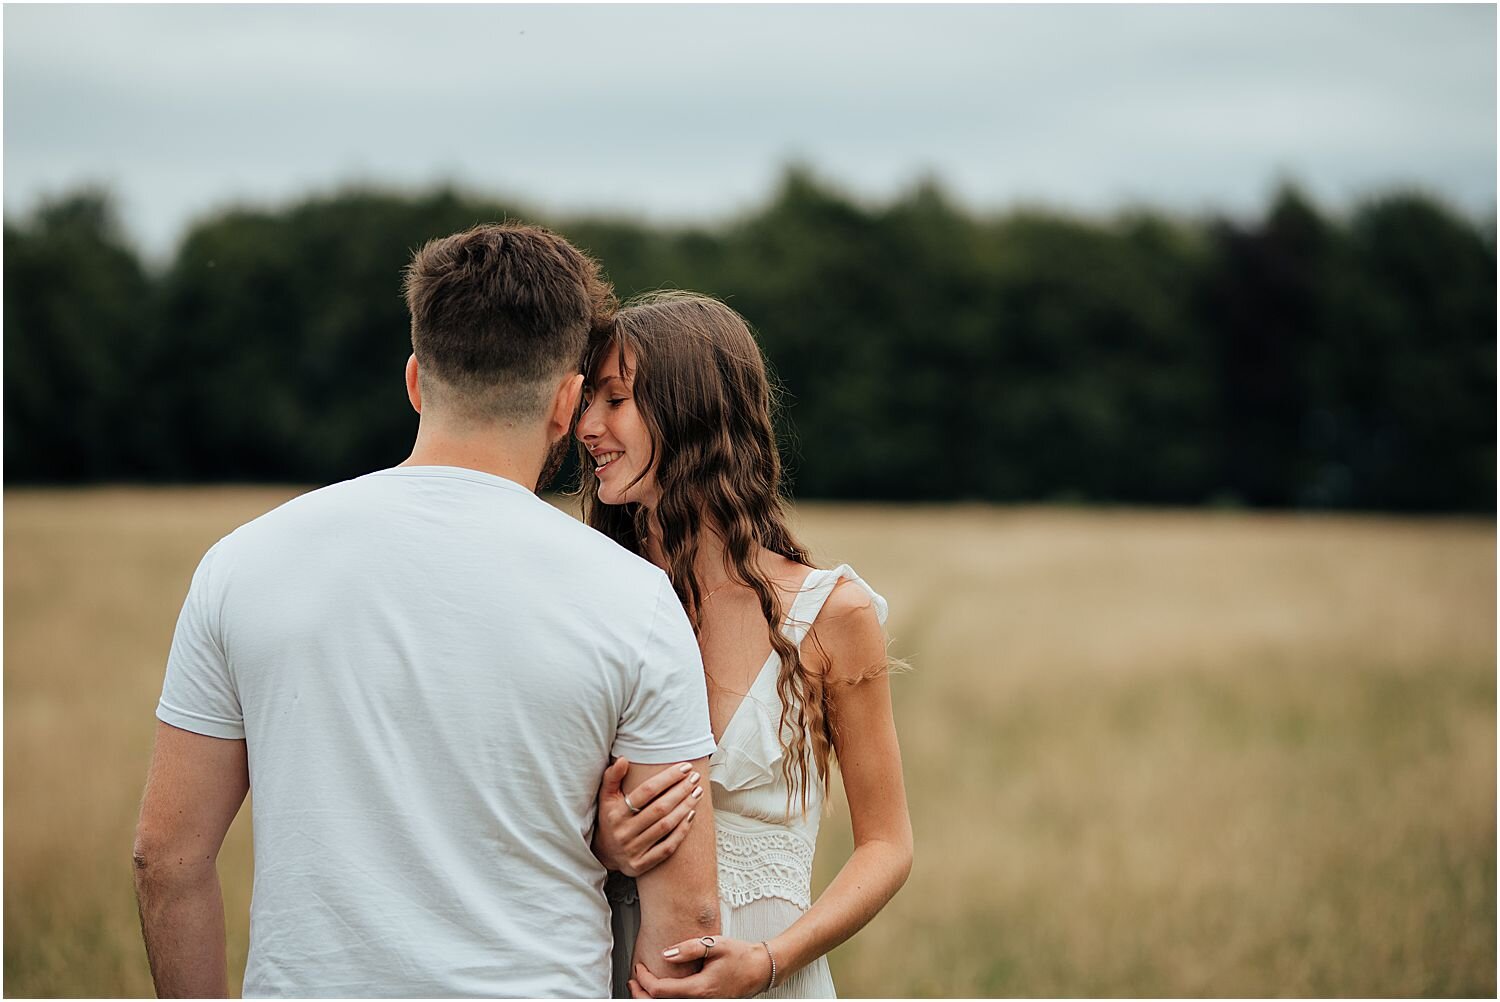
[761,941,778,992]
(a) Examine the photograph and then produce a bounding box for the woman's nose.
[576,401,600,441]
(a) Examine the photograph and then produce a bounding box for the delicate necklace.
[696,578,738,608]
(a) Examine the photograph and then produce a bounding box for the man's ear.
[546,372,585,442]
[405,354,422,414]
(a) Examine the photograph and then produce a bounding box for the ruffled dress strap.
[782,563,889,647]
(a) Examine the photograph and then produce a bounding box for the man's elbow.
[132,829,216,893]
[132,826,158,881]
[633,895,722,974]
[689,897,722,936]
[657,895,721,939]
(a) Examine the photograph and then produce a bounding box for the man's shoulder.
[538,506,671,595]
[214,475,374,547]
[208,472,670,599]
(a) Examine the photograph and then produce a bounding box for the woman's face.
[577,342,659,507]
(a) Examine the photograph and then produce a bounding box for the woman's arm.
[634,582,912,998]
[762,582,913,978]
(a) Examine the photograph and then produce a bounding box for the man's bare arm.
[133,721,249,998]
[624,757,720,979]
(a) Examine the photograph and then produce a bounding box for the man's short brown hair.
[402,222,614,421]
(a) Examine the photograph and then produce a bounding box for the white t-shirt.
[157,466,715,998]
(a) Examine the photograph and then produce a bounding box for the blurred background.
[4,3,1495,997]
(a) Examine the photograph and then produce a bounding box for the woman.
[574,292,913,998]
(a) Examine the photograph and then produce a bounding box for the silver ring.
[624,792,643,814]
[700,936,716,956]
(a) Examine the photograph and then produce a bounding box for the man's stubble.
[535,431,573,493]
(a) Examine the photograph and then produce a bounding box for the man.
[132,223,720,997]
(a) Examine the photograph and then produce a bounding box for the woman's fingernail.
[691,786,703,799]
[663,947,680,958]
[678,763,692,773]
[690,771,701,784]
[686,809,696,822]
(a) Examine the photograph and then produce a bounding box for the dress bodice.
[708,564,888,909]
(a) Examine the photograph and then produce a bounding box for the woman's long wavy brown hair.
[576,291,831,811]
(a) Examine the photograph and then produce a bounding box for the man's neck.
[402,420,546,492]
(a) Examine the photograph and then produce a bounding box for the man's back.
[158,466,714,997]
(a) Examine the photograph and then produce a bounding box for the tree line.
[5,169,1494,510]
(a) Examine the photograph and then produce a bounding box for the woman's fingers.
[629,807,696,873]
[658,935,716,964]
[639,783,700,844]
[634,963,697,1000]
[627,978,653,999]
[599,757,630,799]
[633,964,662,995]
[622,762,694,812]
[623,770,699,845]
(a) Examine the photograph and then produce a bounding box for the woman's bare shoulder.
[805,574,886,683]
[821,575,879,619]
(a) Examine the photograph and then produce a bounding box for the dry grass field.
[4,487,1494,997]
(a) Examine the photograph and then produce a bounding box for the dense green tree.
[156,187,530,481]
[5,191,160,480]
[4,175,1493,511]
[1202,185,1336,506]
[1200,185,1496,510]
[1330,193,1496,509]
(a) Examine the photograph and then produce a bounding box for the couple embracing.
[133,223,912,999]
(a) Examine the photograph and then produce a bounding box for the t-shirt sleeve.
[156,542,245,740]
[613,574,716,763]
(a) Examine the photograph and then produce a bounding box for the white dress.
[609,565,889,999]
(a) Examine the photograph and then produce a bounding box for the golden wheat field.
[3,487,1495,997]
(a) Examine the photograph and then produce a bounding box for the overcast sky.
[5,3,1495,260]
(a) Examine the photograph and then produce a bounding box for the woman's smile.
[577,342,658,506]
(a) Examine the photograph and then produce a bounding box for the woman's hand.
[628,937,773,999]
[593,758,703,877]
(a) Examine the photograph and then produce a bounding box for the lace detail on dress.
[716,824,814,910]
